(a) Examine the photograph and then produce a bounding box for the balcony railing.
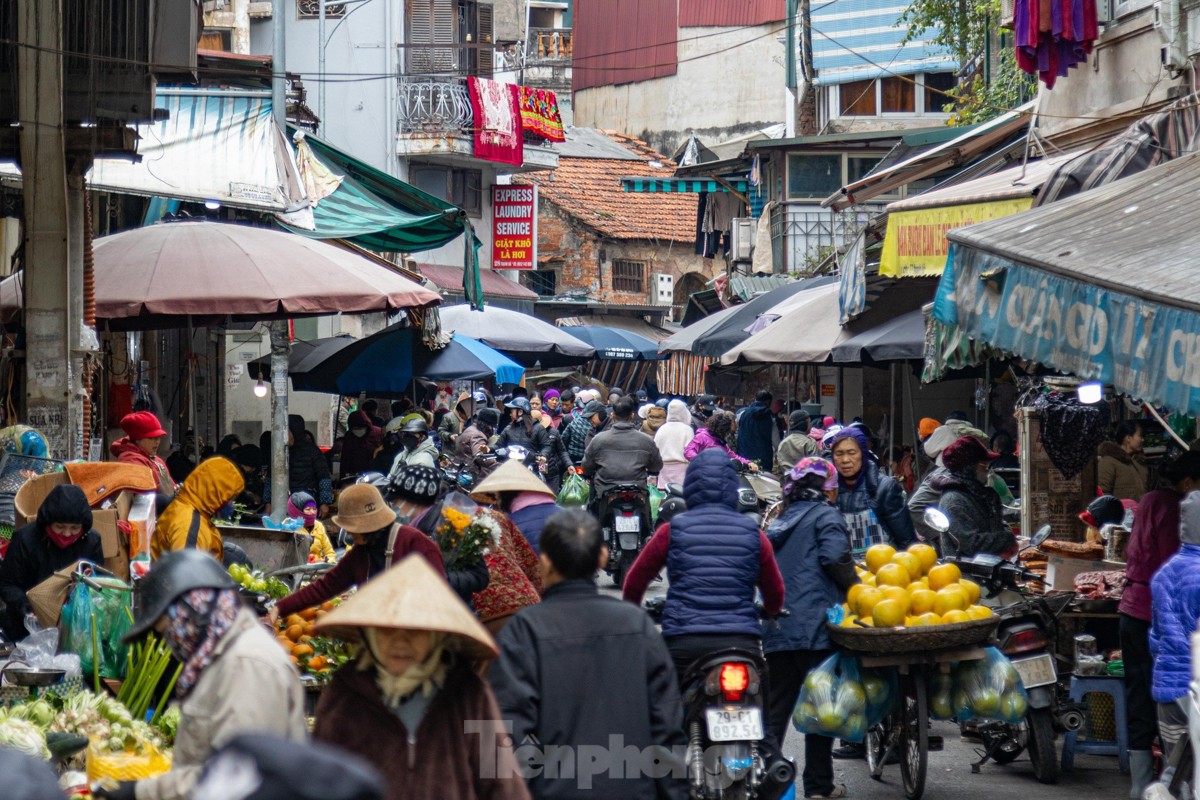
[397,78,472,136]
[528,28,572,62]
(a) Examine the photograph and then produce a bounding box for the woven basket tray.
[828,617,998,655]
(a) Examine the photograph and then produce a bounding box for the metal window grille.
[611,259,646,293]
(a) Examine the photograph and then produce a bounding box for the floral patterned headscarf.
[162,587,240,698]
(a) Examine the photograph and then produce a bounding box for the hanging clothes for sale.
[468,78,523,165]
[1032,391,1111,479]
[1013,0,1099,88]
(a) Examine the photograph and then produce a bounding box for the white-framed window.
[834,72,956,118]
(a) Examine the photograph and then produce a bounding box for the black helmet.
[476,408,501,429]
[506,396,532,413]
[124,549,235,642]
[389,464,443,505]
[399,418,429,435]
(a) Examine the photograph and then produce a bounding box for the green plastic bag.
[648,484,665,522]
[557,472,590,507]
[60,576,132,680]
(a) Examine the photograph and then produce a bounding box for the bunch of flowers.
[436,506,501,569]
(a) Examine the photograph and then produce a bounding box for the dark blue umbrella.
[559,326,665,361]
[293,324,524,393]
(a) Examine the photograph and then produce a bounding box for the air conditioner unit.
[730,218,756,262]
[653,273,674,306]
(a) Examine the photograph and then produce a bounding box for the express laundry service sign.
[493,185,537,269]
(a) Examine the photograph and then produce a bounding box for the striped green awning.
[621,177,749,193]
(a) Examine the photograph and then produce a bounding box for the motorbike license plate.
[1011,653,1056,689]
[615,515,640,533]
[705,707,764,742]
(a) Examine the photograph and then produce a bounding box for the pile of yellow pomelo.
[840,542,993,628]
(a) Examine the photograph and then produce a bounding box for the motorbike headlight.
[738,489,757,506]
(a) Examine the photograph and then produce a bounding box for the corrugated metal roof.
[728,274,795,302]
[555,127,644,160]
[812,0,957,83]
[825,103,1036,209]
[750,126,947,150]
[572,0,677,92]
[886,152,1078,211]
[680,0,786,27]
[946,151,1200,312]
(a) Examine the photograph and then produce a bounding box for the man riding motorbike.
[622,448,784,684]
[495,396,551,473]
[929,436,1015,557]
[386,418,438,479]
[456,408,501,479]
[581,395,662,525]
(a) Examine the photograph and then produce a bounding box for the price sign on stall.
[492,185,538,270]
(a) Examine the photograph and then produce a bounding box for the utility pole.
[270,0,290,520]
[18,0,85,460]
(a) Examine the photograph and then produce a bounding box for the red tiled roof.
[517,134,698,243]
[417,264,538,299]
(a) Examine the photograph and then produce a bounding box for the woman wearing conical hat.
[313,555,530,800]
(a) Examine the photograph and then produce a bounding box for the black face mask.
[401,434,420,451]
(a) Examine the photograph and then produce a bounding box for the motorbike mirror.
[1029,524,1053,549]
[666,483,685,497]
[923,507,950,533]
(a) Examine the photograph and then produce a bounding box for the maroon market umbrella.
[0,220,442,329]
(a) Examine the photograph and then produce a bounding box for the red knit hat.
[120,411,167,440]
[941,435,1000,472]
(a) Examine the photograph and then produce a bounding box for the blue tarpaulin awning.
[933,151,1200,415]
[621,177,748,193]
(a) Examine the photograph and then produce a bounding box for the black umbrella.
[691,275,836,357]
[831,308,926,364]
[247,334,357,381]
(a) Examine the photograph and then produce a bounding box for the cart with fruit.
[827,541,1003,800]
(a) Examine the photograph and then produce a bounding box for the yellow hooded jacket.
[152,456,245,562]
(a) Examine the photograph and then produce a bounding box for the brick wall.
[535,199,718,305]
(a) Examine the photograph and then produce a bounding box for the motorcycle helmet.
[124,549,235,642]
[505,396,532,414]
[657,494,687,523]
[654,397,671,409]
[356,471,389,487]
[388,464,443,505]
[476,408,501,430]
[399,418,429,435]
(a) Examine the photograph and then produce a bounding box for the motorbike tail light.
[618,492,639,502]
[719,662,750,701]
[1004,628,1046,654]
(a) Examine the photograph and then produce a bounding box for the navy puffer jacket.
[662,449,763,638]
[1150,493,1200,702]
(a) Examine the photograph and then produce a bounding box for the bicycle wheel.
[898,671,929,800]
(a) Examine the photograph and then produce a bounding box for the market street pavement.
[600,575,1129,800]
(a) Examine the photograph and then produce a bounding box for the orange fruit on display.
[880,585,911,611]
[907,582,927,594]
[861,574,877,587]
[865,544,897,574]
[967,604,993,620]
[854,587,885,619]
[891,552,923,582]
[933,586,969,616]
[872,599,907,628]
[285,624,304,642]
[291,643,314,658]
[875,563,910,588]
[847,584,869,610]
[917,612,942,626]
[909,589,938,616]
[959,578,982,605]
[839,614,861,627]
[941,609,970,624]
[906,614,932,627]
[927,563,962,591]
[907,543,939,574]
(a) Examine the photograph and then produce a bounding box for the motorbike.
[658,460,778,529]
[599,483,651,588]
[924,509,1083,784]
[644,597,795,800]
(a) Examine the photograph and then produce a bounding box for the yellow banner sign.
[879,198,1034,278]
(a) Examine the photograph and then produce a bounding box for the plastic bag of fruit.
[86,737,172,782]
[794,653,873,742]
[952,647,1029,723]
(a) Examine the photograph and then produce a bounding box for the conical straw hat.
[313,554,498,660]
[470,458,555,501]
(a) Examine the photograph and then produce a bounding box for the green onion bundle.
[117,633,182,722]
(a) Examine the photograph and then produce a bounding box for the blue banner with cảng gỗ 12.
[933,242,1200,415]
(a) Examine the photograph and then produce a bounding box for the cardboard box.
[92,491,136,582]
[1045,555,1125,592]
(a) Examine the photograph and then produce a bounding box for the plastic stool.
[1061,675,1130,774]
